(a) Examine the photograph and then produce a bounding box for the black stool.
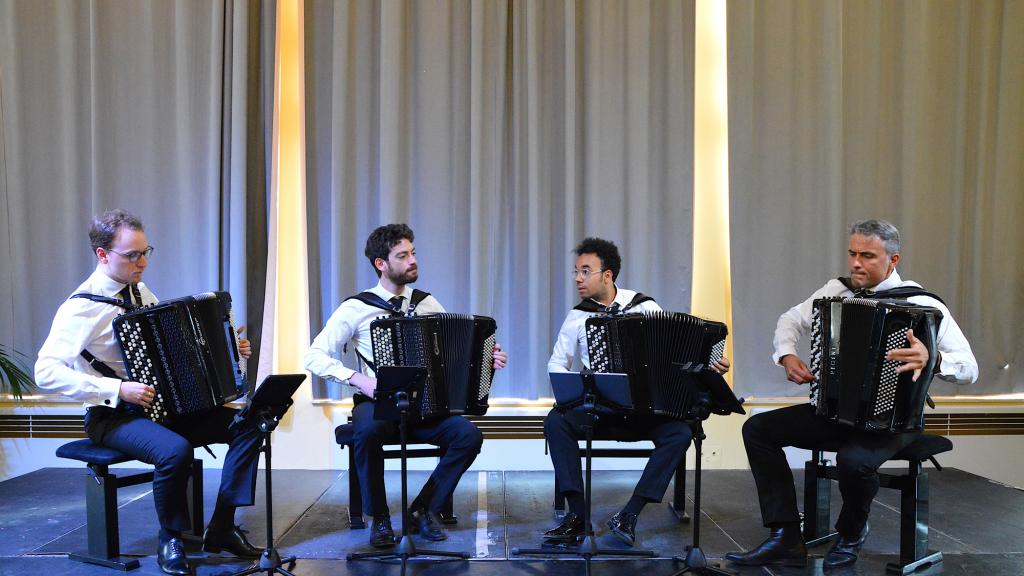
[335,422,456,529]
[56,439,204,571]
[803,433,952,575]
[551,440,690,522]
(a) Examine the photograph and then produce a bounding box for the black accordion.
[585,311,728,420]
[809,297,942,433]
[113,292,246,423]
[370,314,497,421]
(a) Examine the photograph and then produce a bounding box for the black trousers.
[544,408,693,503]
[351,400,483,517]
[85,405,263,533]
[742,403,920,537]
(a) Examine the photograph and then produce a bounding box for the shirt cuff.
[773,346,797,366]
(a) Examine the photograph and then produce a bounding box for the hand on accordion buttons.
[886,328,929,382]
[119,381,156,409]
[710,356,731,375]
[492,342,508,370]
[236,325,252,359]
[780,354,815,385]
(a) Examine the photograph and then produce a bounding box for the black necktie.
[389,295,405,314]
[130,284,143,306]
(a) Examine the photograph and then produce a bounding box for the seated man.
[36,209,264,576]
[304,223,507,548]
[543,237,730,546]
[725,219,978,569]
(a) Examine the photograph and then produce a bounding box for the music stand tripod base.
[514,371,657,566]
[225,374,306,576]
[346,366,471,567]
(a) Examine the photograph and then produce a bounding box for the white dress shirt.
[35,267,158,407]
[773,270,978,385]
[304,281,445,384]
[547,287,663,373]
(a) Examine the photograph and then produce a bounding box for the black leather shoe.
[724,525,807,567]
[203,524,262,558]
[370,517,397,549]
[157,537,191,576]
[824,523,869,569]
[606,512,638,547]
[542,512,588,542]
[411,508,447,541]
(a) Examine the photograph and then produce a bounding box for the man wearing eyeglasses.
[543,237,730,547]
[36,209,264,576]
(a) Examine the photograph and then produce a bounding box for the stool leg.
[69,466,140,571]
[804,453,837,546]
[887,463,943,574]
[347,444,366,529]
[186,459,204,538]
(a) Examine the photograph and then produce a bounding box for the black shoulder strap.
[836,277,945,305]
[70,292,134,310]
[69,293,129,379]
[871,286,946,305]
[837,277,857,292]
[573,299,604,313]
[408,289,431,314]
[623,292,655,312]
[80,349,120,379]
[343,291,399,314]
[573,292,655,314]
[343,289,434,316]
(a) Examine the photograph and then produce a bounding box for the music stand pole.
[670,375,738,576]
[347,387,469,568]
[228,405,298,575]
[513,373,656,570]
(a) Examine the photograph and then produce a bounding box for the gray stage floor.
[1,466,1023,575]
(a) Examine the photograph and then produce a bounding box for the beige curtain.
[0,0,274,383]
[305,0,696,399]
[728,0,1024,398]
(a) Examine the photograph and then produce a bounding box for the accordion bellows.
[114,292,245,422]
[810,297,942,433]
[585,311,728,420]
[370,313,497,421]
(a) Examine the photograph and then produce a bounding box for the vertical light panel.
[692,0,733,383]
[270,0,309,375]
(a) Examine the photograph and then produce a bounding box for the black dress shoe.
[724,525,807,567]
[369,517,397,549]
[542,512,588,542]
[824,523,869,569]
[606,512,638,547]
[157,537,191,576]
[202,524,262,558]
[411,509,447,541]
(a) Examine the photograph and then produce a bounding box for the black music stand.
[346,366,470,568]
[513,370,656,573]
[226,373,306,576]
[670,369,744,576]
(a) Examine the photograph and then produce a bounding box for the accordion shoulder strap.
[623,292,655,311]
[343,289,433,316]
[573,292,655,314]
[70,292,135,310]
[836,277,946,305]
[80,349,120,379]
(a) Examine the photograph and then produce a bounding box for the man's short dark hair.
[89,209,144,254]
[574,237,622,281]
[365,223,415,277]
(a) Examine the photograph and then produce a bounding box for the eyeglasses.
[109,246,154,263]
[572,268,605,280]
